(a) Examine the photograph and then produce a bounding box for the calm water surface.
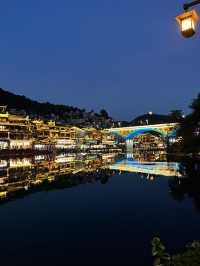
[0,152,200,265]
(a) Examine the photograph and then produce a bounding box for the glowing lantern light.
[176,9,199,38]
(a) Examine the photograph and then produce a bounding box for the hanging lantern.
[176,9,199,38]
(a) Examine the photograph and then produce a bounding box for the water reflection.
[169,156,200,211]
[0,152,120,202]
[2,151,200,206]
[109,152,181,179]
[0,152,199,266]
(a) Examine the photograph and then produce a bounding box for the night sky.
[0,0,199,120]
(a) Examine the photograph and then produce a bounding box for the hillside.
[0,88,112,127]
[0,88,82,116]
[130,113,173,126]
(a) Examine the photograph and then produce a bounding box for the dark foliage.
[100,109,109,119]
[169,110,184,122]
[178,93,200,153]
[0,88,81,117]
[0,88,111,125]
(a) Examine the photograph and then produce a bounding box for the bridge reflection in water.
[0,151,182,202]
[108,153,182,178]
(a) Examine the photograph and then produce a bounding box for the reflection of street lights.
[176,1,199,38]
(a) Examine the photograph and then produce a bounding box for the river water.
[0,151,200,265]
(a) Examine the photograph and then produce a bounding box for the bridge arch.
[126,128,164,140]
[167,129,177,138]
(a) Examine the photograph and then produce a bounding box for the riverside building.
[0,106,118,152]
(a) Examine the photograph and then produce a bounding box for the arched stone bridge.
[107,123,179,139]
[106,123,179,150]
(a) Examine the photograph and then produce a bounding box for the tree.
[178,93,200,153]
[169,110,183,122]
[190,93,200,113]
[152,237,200,266]
[100,109,109,119]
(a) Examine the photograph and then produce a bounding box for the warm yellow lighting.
[182,16,194,31]
[9,158,32,168]
[176,9,199,38]
[0,191,7,198]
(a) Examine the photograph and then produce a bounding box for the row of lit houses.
[0,107,118,151]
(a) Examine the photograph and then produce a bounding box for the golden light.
[176,9,199,37]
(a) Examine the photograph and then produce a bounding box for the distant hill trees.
[0,88,113,127]
[130,113,175,126]
[0,88,82,117]
[169,110,184,122]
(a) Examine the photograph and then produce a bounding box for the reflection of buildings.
[0,153,118,201]
[0,150,184,203]
[126,151,167,162]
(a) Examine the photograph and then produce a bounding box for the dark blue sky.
[0,0,199,120]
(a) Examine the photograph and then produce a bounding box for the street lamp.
[176,1,200,38]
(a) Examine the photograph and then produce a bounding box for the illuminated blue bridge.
[108,123,179,139]
[107,123,179,150]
